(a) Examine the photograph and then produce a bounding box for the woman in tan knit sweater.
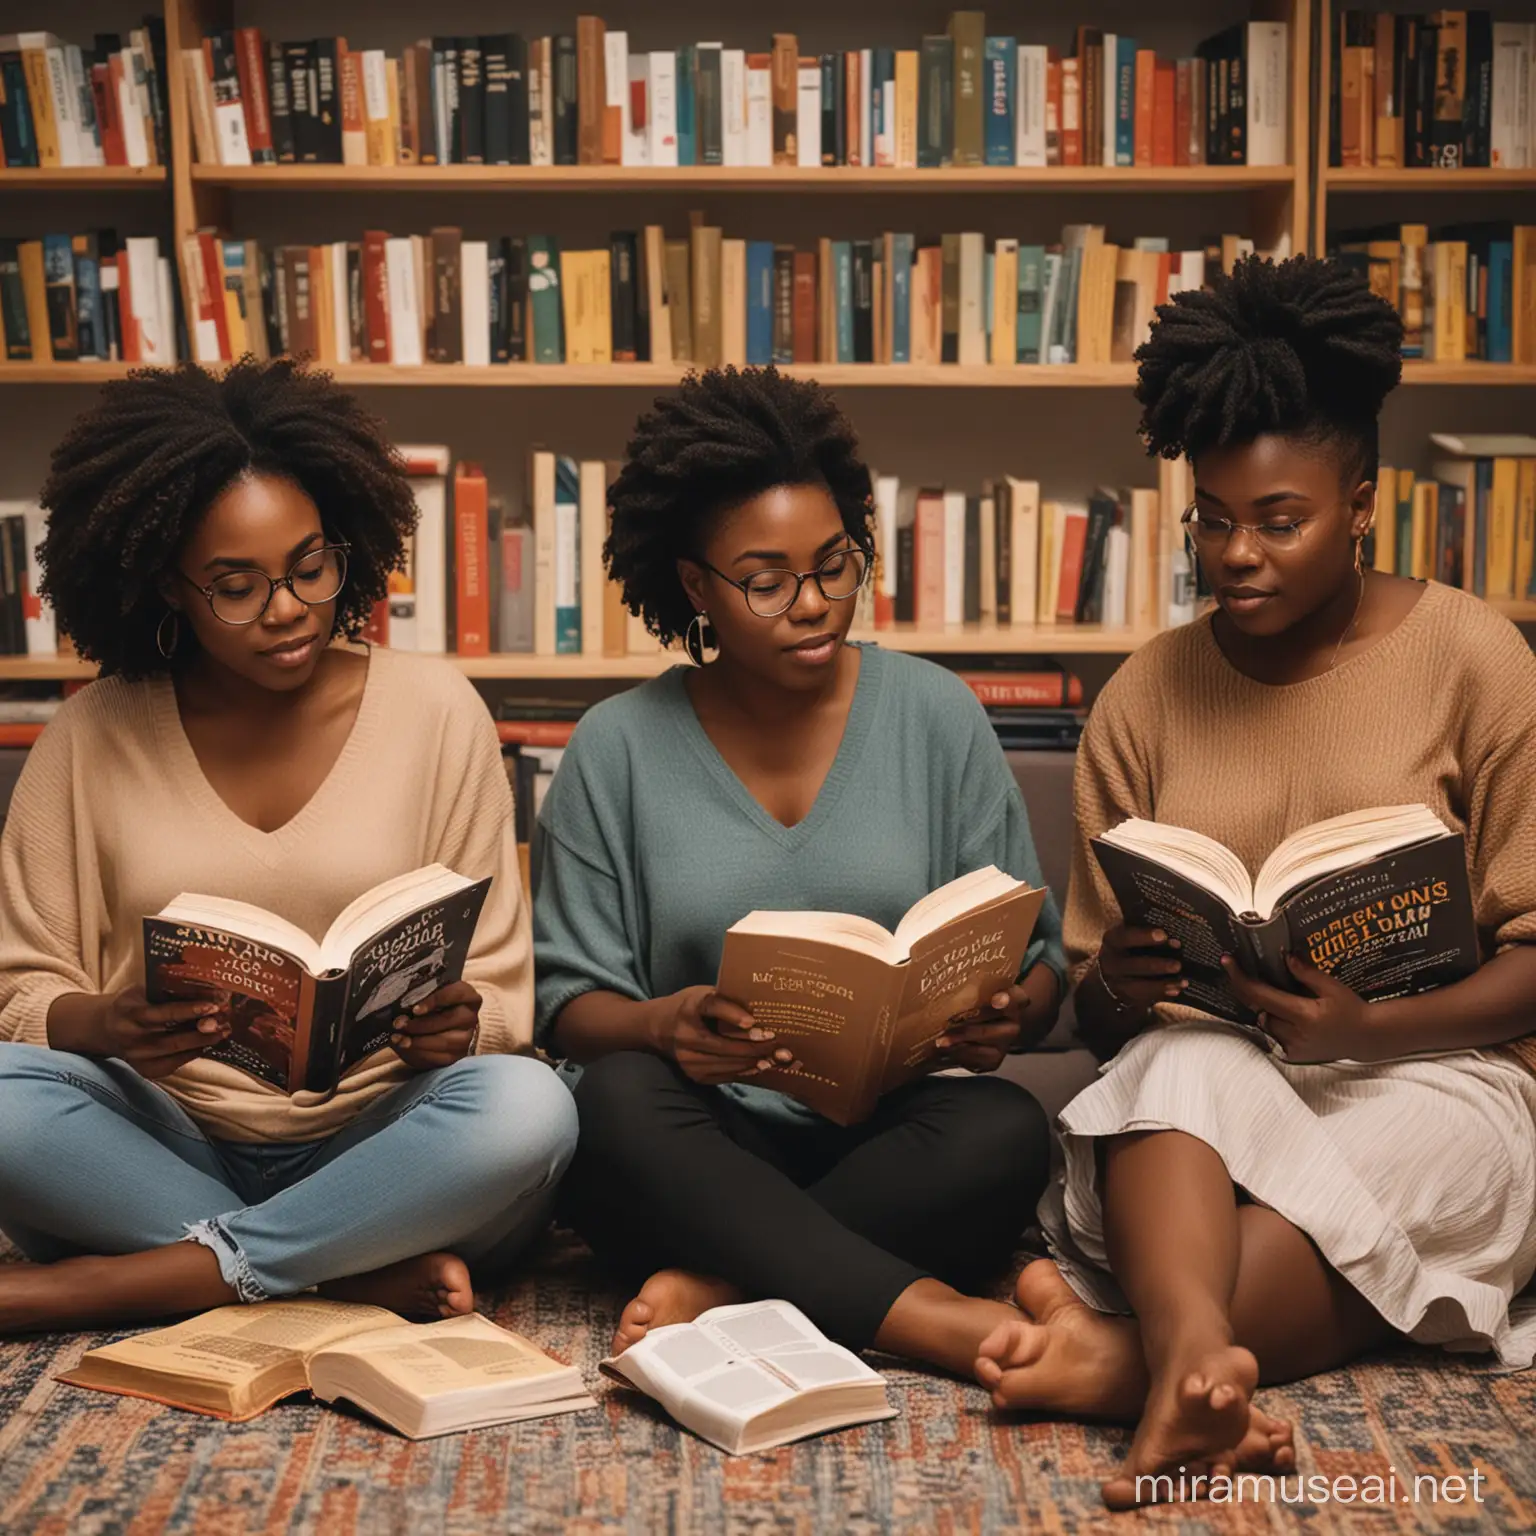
[974,257,1536,1505]
[0,361,575,1334]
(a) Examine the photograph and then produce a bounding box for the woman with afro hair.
[0,360,575,1334]
[975,256,1536,1506]
[533,366,1068,1375]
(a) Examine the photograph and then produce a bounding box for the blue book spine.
[74,250,102,360]
[746,241,774,364]
[1017,243,1044,362]
[833,242,854,363]
[554,456,581,653]
[676,47,696,166]
[0,55,38,167]
[1474,458,1492,596]
[1115,38,1136,166]
[1488,241,1513,363]
[891,232,913,362]
[984,38,1015,165]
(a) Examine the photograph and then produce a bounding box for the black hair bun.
[1135,253,1404,463]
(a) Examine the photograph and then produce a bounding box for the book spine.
[771,245,795,364]
[553,35,577,165]
[235,28,274,163]
[984,37,1015,165]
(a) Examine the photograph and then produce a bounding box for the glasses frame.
[698,544,873,619]
[177,541,352,627]
[1180,503,1310,549]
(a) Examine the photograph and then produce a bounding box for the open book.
[600,1300,896,1455]
[716,867,1047,1124]
[144,865,491,1095]
[59,1300,595,1437]
[1091,805,1479,1029]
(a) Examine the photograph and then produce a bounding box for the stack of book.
[0,232,179,364]
[1330,11,1536,169]
[1331,222,1536,363]
[1366,434,1536,596]
[185,14,1288,170]
[0,24,169,169]
[181,222,1281,370]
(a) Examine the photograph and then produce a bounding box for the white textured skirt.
[1038,1023,1536,1368]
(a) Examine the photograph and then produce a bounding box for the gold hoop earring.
[684,611,718,667]
[155,610,181,660]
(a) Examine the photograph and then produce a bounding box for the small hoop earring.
[155,610,181,660]
[684,611,719,667]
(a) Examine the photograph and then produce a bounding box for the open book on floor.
[143,865,491,1095]
[1091,805,1479,1032]
[59,1300,595,1436]
[600,1300,897,1455]
[715,866,1047,1124]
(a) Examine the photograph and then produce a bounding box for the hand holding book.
[45,984,233,1081]
[649,984,797,1085]
[388,979,483,1071]
[1219,950,1375,1065]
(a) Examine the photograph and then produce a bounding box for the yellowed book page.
[59,1300,400,1420]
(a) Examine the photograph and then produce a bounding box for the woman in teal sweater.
[533,368,1067,1374]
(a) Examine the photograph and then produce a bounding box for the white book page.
[697,1301,882,1391]
[1255,805,1445,917]
[156,895,321,971]
[891,866,1021,952]
[726,909,897,962]
[1097,820,1254,914]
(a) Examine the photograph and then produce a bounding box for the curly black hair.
[1134,254,1404,486]
[605,366,875,645]
[39,357,417,678]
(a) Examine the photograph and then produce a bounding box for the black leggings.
[561,1051,1052,1349]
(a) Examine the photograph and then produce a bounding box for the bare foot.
[873,1277,1029,1378]
[974,1258,1148,1420]
[612,1270,742,1355]
[1233,1401,1296,1475]
[0,1244,233,1335]
[1101,1342,1259,1510]
[320,1252,474,1321]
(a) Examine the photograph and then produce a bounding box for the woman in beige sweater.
[974,258,1536,1505]
[0,361,575,1334]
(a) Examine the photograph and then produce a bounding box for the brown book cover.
[400,44,421,162]
[285,246,316,359]
[1134,49,1156,166]
[312,245,338,363]
[664,239,693,361]
[412,44,437,164]
[914,487,944,626]
[430,227,462,365]
[361,230,391,362]
[454,461,490,656]
[948,11,985,167]
[817,237,835,362]
[602,460,628,657]
[576,15,605,166]
[771,34,798,163]
[691,226,723,368]
[1076,28,1102,166]
[16,241,51,364]
[716,871,1047,1125]
[791,251,816,361]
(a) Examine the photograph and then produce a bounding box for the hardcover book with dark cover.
[144,867,491,1095]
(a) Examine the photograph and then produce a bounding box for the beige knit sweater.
[1064,582,1536,1067]
[0,646,533,1142]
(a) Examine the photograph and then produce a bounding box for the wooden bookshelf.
[191,164,1299,193]
[1326,168,1536,194]
[0,167,168,190]
[6,604,1534,683]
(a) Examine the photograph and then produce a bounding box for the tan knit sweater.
[0,646,533,1142]
[1065,582,1536,1067]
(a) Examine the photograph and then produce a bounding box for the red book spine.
[361,230,391,362]
[1133,50,1156,167]
[1055,513,1089,623]
[116,251,140,362]
[914,491,945,627]
[361,599,389,645]
[791,251,816,362]
[1153,60,1176,166]
[197,232,233,361]
[453,462,491,656]
[90,64,124,164]
[235,28,274,161]
[0,725,45,748]
[497,720,578,746]
[956,672,1084,707]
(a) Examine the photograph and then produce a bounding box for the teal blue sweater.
[531,645,1067,1121]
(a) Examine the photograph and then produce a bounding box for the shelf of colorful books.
[5,361,1536,388]
[1325,168,1536,194]
[0,167,168,191]
[189,164,1299,194]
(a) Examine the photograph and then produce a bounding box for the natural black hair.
[605,366,875,645]
[39,357,417,679]
[1134,253,1404,486]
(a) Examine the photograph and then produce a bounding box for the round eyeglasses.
[1181,504,1310,549]
[700,546,871,619]
[178,543,350,626]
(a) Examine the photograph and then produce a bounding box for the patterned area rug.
[3,1234,1535,1535]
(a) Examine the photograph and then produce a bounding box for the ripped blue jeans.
[0,1044,577,1302]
